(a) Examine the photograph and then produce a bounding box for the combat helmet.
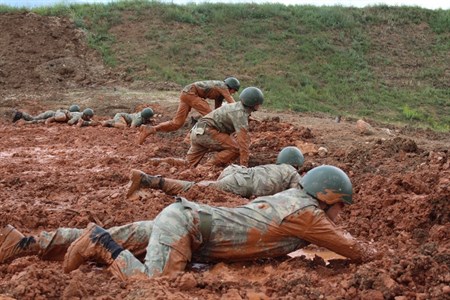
[276,146,304,168]
[224,77,240,91]
[300,165,353,205]
[141,107,154,119]
[82,108,94,118]
[239,87,264,108]
[69,104,80,112]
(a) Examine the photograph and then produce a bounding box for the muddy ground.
[0,12,449,300]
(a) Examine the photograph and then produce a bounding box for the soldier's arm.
[130,118,141,128]
[282,207,379,262]
[219,87,236,104]
[67,116,79,125]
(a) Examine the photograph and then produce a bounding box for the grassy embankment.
[1,1,449,131]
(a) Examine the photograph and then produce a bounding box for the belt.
[198,210,212,243]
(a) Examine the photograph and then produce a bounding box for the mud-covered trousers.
[21,110,66,123]
[36,221,153,261]
[154,92,212,132]
[186,126,240,167]
[109,200,205,279]
[154,176,250,198]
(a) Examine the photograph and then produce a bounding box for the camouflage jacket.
[201,101,250,135]
[176,188,372,263]
[114,112,146,127]
[183,80,235,105]
[67,112,83,125]
[216,164,301,197]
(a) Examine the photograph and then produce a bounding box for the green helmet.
[276,146,304,168]
[82,108,94,117]
[141,107,154,119]
[224,77,240,91]
[239,87,264,107]
[300,165,353,205]
[68,104,80,112]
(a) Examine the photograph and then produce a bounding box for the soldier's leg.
[54,111,68,122]
[110,202,200,279]
[127,169,194,199]
[187,93,213,116]
[186,131,210,167]
[153,93,196,132]
[112,115,128,129]
[32,111,55,121]
[101,119,114,127]
[188,128,239,167]
[213,175,249,197]
[105,221,153,258]
[1,222,153,263]
[46,113,69,125]
[20,112,35,121]
[206,130,240,166]
[40,221,153,261]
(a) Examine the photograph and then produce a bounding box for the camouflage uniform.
[4,189,376,278]
[48,111,95,126]
[103,112,148,128]
[108,188,376,279]
[150,163,301,198]
[154,80,236,133]
[23,221,154,261]
[186,101,251,167]
[16,109,69,124]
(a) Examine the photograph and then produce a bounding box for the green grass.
[2,1,449,131]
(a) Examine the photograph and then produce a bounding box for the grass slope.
[2,1,449,130]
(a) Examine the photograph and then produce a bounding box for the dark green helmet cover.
[141,107,154,119]
[276,146,304,168]
[83,108,94,117]
[239,87,264,107]
[68,104,80,112]
[224,77,240,91]
[300,165,353,205]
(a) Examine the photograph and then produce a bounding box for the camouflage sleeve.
[130,116,142,128]
[67,114,80,125]
[282,207,378,262]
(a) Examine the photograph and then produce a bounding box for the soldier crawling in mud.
[126,146,305,200]
[185,86,264,168]
[0,165,380,281]
[12,104,81,124]
[45,108,98,127]
[101,107,154,129]
[138,77,240,145]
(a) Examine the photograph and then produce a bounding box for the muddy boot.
[126,169,163,199]
[138,125,156,145]
[63,223,123,273]
[12,111,23,123]
[0,225,39,263]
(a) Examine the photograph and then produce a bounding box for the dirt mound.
[0,11,449,300]
[0,12,111,93]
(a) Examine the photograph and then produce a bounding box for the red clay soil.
[0,13,449,300]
